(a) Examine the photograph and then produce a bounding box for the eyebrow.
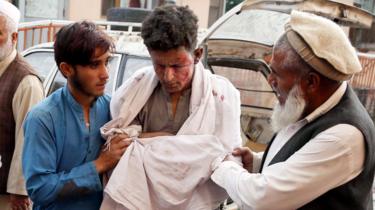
[92,54,112,61]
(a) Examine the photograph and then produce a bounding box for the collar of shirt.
[0,49,17,77]
[305,82,347,123]
[160,82,192,101]
[263,82,348,167]
[62,85,98,112]
[279,81,347,136]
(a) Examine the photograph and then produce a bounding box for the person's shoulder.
[209,72,231,84]
[18,75,43,91]
[28,89,64,119]
[97,94,111,107]
[129,65,155,82]
[210,73,238,92]
[14,54,36,72]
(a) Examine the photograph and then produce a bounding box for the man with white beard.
[0,1,44,209]
[210,11,375,210]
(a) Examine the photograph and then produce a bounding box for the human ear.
[306,71,320,93]
[11,32,18,45]
[59,62,74,78]
[193,48,203,64]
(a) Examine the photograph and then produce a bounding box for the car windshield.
[210,9,290,46]
[120,56,152,86]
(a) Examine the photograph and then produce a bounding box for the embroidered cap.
[285,10,362,81]
[0,0,21,30]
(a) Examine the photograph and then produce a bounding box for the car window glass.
[121,57,152,84]
[23,51,56,82]
[211,9,290,46]
[48,70,66,95]
[105,55,121,95]
[211,65,276,109]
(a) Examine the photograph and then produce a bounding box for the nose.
[163,66,174,82]
[99,64,109,80]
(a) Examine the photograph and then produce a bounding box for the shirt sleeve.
[22,109,103,206]
[211,124,365,210]
[251,151,264,173]
[7,75,44,195]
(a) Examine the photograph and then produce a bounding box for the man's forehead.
[270,48,300,75]
[92,48,110,60]
[0,15,7,28]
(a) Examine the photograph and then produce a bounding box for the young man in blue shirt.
[22,21,129,210]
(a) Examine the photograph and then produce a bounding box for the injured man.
[100,5,242,210]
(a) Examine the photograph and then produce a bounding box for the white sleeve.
[8,75,44,195]
[251,151,264,173]
[211,124,365,210]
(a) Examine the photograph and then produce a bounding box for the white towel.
[100,62,242,210]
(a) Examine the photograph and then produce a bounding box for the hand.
[10,194,31,210]
[94,134,131,174]
[232,147,253,172]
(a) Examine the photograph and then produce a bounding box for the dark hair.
[54,21,114,69]
[141,5,198,52]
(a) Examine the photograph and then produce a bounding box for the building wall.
[176,0,211,28]
[67,0,104,21]
[66,0,211,28]
[62,0,360,29]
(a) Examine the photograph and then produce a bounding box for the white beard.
[0,36,14,61]
[271,85,306,132]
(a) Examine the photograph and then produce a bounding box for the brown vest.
[0,54,39,194]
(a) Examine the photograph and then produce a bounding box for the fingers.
[110,133,130,143]
[10,195,30,210]
[232,147,251,156]
[21,203,29,210]
[111,138,132,150]
[11,202,29,210]
[231,147,253,171]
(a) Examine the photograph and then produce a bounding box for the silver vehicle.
[21,0,374,151]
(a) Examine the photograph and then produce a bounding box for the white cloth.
[100,62,242,210]
[0,0,20,29]
[0,50,44,195]
[211,82,365,210]
[102,135,228,210]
